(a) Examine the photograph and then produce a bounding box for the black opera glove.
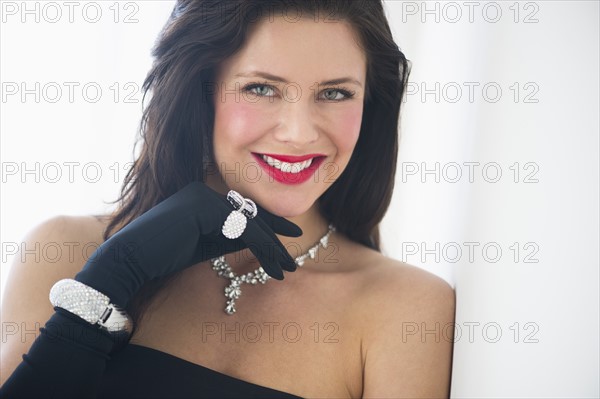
[0,182,301,398]
[74,181,303,311]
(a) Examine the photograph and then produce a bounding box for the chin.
[257,196,315,219]
[265,203,311,219]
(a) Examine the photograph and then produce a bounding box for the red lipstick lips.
[260,153,320,163]
[252,152,326,185]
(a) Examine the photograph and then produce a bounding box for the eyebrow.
[234,70,363,88]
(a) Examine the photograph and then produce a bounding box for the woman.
[0,0,455,397]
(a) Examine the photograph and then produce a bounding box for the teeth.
[261,155,314,174]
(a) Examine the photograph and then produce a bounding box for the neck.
[281,202,330,253]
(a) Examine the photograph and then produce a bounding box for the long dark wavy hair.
[102,0,410,333]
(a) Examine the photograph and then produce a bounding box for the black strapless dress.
[98,344,304,398]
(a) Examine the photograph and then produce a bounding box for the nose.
[273,95,320,147]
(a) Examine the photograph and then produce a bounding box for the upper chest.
[128,260,367,398]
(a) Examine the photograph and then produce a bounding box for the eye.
[322,88,355,101]
[243,83,275,97]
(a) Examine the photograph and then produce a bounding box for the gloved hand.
[76,181,302,309]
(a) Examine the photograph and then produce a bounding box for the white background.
[1,1,598,397]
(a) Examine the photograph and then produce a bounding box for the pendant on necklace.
[211,224,335,315]
[211,256,270,315]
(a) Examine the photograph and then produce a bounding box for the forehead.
[217,16,367,81]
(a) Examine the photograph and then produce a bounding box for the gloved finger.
[254,203,303,238]
[242,221,291,280]
[192,236,245,264]
[249,215,297,271]
[254,216,297,272]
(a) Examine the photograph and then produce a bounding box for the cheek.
[331,106,363,154]
[214,101,268,151]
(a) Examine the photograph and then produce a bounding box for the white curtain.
[1,1,598,397]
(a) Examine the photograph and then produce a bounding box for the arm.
[361,265,456,398]
[0,216,114,397]
[1,183,301,398]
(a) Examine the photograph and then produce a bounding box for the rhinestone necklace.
[211,224,335,315]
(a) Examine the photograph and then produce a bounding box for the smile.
[252,152,326,185]
[261,154,313,173]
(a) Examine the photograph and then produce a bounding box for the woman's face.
[209,15,367,218]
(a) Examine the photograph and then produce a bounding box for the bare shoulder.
[11,214,108,276]
[3,214,108,288]
[343,244,454,314]
[359,252,454,311]
[352,250,455,398]
[0,214,109,386]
